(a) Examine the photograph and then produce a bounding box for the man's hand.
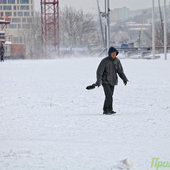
[95,81,101,87]
[123,80,128,86]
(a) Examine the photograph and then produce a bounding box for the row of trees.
[23,6,170,58]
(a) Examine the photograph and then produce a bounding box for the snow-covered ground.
[0,55,170,170]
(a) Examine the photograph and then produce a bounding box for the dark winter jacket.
[96,56,128,86]
[0,46,4,56]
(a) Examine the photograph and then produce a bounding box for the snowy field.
[0,55,170,170]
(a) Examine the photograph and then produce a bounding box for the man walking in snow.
[96,47,128,115]
[0,43,5,62]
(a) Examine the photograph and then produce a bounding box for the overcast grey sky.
[35,0,170,12]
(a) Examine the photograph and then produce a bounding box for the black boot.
[103,110,116,115]
[110,111,116,114]
[103,111,114,115]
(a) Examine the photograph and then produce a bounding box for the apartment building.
[0,0,34,43]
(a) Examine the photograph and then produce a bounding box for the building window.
[18,12,23,16]
[23,24,30,29]
[27,18,32,23]
[5,12,12,16]
[3,6,12,10]
[12,18,21,22]
[24,12,29,16]
[13,37,19,43]
[13,6,16,10]
[1,12,4,16]
[20,5,29,10]
[20,0,29,4]
[0,0,7,4]
[8,0,15,4]
[7,24,17,29]
[14,12,17,16]
[22,18,26,22]
[18,24,21,28]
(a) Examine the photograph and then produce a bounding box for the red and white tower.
[0,16,11,31]
[0,16,11,43]
[40,0,59,56]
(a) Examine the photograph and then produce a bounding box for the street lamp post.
[106,0,110,52]
[164,0,167,60]
[152,0,155,58]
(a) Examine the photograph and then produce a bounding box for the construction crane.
[40,0,60,56]
[0,16,11,43]
[138,13,146,47]
[0,16,10,31]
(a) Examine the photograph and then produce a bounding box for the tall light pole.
[97,0,105,47]
[164,0,167,60]
[106,0,111,52]
[152,0,155,58]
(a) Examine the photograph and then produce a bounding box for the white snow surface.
[0,56,170,170]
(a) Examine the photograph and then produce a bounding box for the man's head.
[108,47,119,59]
[110,52,117,58]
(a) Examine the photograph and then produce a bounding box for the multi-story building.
[0,0,34,43]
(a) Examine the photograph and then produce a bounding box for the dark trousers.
[1,56,4,62]
[102,84,115,112]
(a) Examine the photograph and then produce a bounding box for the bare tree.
[23,12,42,59]
[23,7,100,58]
[60,7,99,47]
[155,23,164,46]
